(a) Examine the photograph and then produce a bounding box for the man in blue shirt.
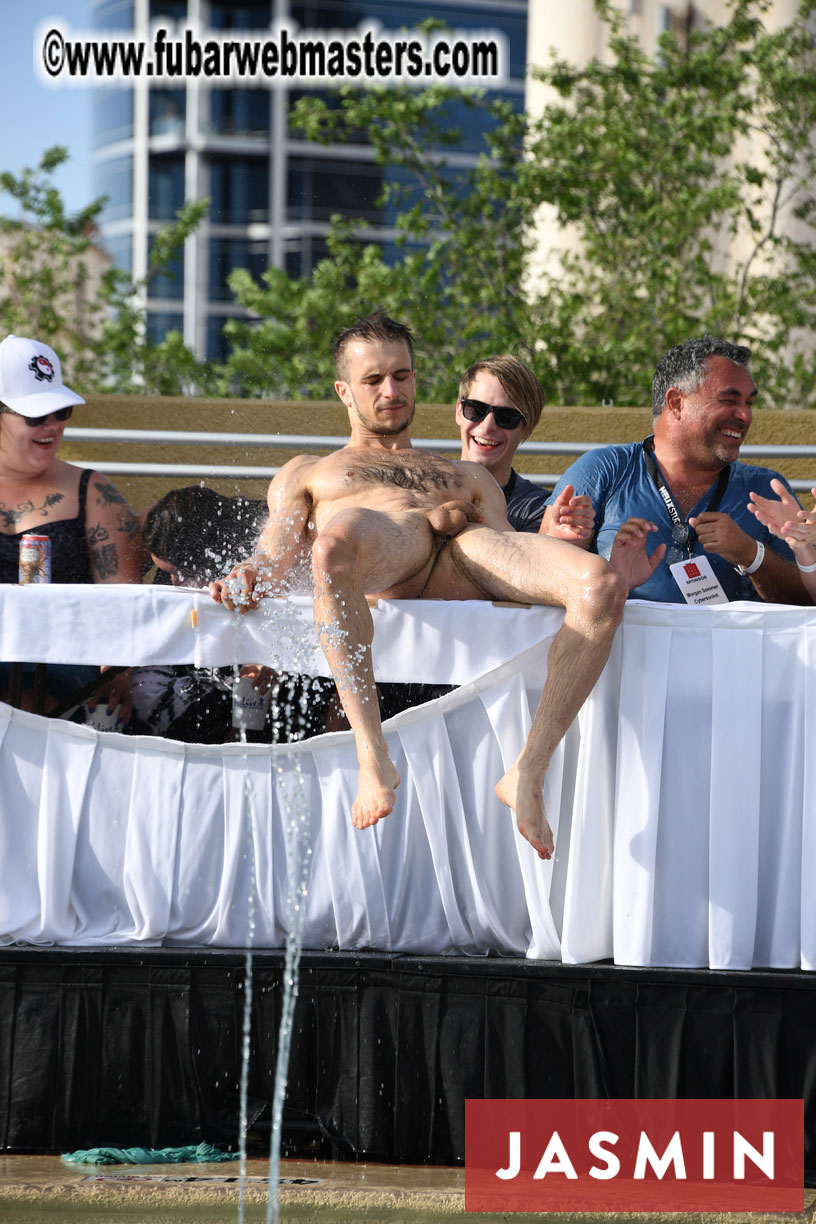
[544,336,808,603]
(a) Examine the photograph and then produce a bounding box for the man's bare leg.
[311,507,438,830]
[493,614,618,859]
[429,529,628,858]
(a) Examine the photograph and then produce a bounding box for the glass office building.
[92,0,528,362]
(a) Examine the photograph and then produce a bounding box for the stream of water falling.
[228,599,316,1224]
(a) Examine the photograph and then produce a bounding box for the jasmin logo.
[465,1099,803,1212]
[28,354,54,382]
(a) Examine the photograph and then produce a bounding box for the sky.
[1,2,93,216]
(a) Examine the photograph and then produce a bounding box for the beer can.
[231,673,271,732]
[19,534,51,584]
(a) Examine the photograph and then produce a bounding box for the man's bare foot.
[352,751,401,829]
[495,764,554,860]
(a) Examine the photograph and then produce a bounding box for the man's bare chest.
[315,451,469,503]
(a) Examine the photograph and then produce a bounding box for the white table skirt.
[0,585,814,970]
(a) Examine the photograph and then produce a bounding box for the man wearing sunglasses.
[456,355,594,540]
[212,311,660,860]
[543,336,808,606]
[456,355,550,533]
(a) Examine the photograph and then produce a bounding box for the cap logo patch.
[28,355,54,383]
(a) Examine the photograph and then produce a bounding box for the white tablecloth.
[0,585,814,970]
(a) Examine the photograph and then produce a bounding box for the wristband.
[735,540,765,576]
[796,556,816,573]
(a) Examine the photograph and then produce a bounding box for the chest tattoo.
[0,491,65,530]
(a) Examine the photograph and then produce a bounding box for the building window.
[96,157,133,224]
[93,89,134,148]
[208,157,269,224]
[150,90,186,137]
[206,316,235,362]
[207,90,270,137]
[101,234,133,276]
[288,157,383,224]
[209,238,268,300]
[283,236,333,280]
[150,0,188,21]
[94,0,134,29]
[146,311,184,344]
[208,1,271,30]
[423,90,524,156]
[147,237,184,300]
[148,156,185,220]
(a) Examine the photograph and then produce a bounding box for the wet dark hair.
[332,309,415,379]
[143,486,267,586]
[652,336,752,416]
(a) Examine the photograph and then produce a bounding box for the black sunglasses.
[0,405,73,427]
[460,397,526,431]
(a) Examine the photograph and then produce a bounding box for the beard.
[351,395,415,435]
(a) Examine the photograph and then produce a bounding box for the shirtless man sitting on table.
[210,311,658,859]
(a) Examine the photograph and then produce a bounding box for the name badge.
[669,555,729,605]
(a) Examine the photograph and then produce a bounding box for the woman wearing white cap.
[0,335,142,585]
[0,335,142,714]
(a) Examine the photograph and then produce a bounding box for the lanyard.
[641,436,730,556]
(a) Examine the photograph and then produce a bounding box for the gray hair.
[652,337,752,416]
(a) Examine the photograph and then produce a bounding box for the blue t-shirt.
[546,441,797,602]
[504,469,551,533]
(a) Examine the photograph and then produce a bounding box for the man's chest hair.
[345,450,466,495]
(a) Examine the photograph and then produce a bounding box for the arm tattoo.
[117,511,141,542]
[90,542,119,579]
[87,522,111,545]
[94,481,127,506]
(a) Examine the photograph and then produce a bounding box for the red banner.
[465,1099,803,1213]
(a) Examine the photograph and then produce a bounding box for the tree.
[224,85,534,401]
[224,0,816,408]
[0,146,210,394]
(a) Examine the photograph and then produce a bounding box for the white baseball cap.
[0,335,85,420]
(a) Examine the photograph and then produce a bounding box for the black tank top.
[0,468,95,584]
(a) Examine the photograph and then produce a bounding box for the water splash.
[233,675,257,1224]
[266,755,311,1224]
[229,595,318,1224]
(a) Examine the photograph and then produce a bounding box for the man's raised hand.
[544,484,596,542]
[609,517,666,589]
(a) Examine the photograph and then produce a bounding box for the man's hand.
[609,518,666,589]
[688,511,756,567]
[749,481,816,567]
[238,663,275,694]
[544,484,596,542]
[87,666,134,728]
[210,558,271,612]
[748,479,809,539]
